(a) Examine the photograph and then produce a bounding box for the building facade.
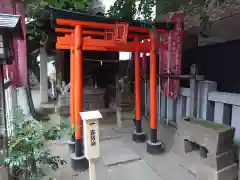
[0,0,27,88]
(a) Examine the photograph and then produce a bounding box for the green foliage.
[107,0,225,36]
[25,0,87,13]
[25,0,88,71]
[85,0,105,14]
[25,0,105,73]
[107,0,127,19]
[136,0,156,21]
[107,0,208,21]
[107,0,155,22]
[25,0,89,46]
[62,125,76,141]
[69,125,76,141]
[4,109,66,180]
[59,120,76,141]
[155,0,218,36]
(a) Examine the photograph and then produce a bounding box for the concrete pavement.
[18,89,239,180]
[18,89,198,180]
[44,113,199,180]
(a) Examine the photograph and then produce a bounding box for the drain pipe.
[25,72,49,121]
[24,84,39,120]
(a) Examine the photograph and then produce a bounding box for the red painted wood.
[1,0,27,88]
[161,12,184,100]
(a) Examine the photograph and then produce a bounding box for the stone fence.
[145,80,240,145]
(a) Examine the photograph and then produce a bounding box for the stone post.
[116,107,122,129]
[11,87,18,116]
[160,91,167,120]
[176,95,187,122]
[198,81,217,120]
[189,64,198,117]
[166,97,176,123]
[40,47,48,104]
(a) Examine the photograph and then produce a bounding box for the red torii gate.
[55,16,176,169]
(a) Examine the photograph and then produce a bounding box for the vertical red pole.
[74,25,84,157]
[135,37,141,122]
[147,29,164,154]
[70,35,75,129]
[133,36,146,142]
[150,31,157,142]
[142,52,147,117]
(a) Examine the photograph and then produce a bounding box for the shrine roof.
[48,6,174,30]
[0,13,23,38]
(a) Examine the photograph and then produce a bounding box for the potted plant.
[66,125,76,153]
[59,119,75,153]
[4,110,66,180]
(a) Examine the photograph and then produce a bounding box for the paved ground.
[16,88,240,180]
[17,89,200,180]
[42,112,199,180]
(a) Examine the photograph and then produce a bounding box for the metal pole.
[189,64,198,117]
[166,29,172,126]
[144,78,147,117]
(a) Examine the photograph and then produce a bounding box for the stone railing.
[208,91,240,144]
[146,80,240,144]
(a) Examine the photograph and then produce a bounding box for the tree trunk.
[40,47,48,104]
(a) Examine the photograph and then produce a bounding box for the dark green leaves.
[5,109,65,179]
[107,0,156,22]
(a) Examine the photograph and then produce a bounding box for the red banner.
[161,12,184,100]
